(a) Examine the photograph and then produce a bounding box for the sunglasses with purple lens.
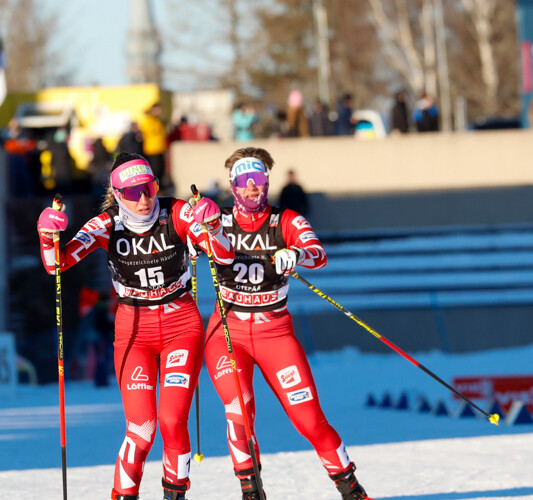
[118,179,159,201]
[234,171,268,188]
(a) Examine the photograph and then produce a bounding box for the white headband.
[229,157,268,181]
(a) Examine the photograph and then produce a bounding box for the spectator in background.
[166,118,182,144]
[50,127,75,195]
[116,121,144,156]
[232,102,259,142]
[268,108,290,138]
[3,118,39,197]
[6,117,24,141]
[309,100,332,137]
[279,169,309,216]
[89,138,113,198]
[176,116,196,141]
[336,93,356,135]
[413,92,439,132]
[286,89,309,137]
[140,103,167,180]
[390,90,410,134]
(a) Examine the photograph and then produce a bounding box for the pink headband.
[111,160,155,189]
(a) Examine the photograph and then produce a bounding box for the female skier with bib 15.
[37,153,234,500]
[203,147,371,499]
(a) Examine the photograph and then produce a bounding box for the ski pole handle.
[52,193,63,211]
[191,184,201,203]
[52,193,63,244]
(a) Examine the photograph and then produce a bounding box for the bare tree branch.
[459,0,498,114]
[368,0,425,93]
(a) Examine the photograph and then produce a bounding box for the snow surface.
[1,345,533,499]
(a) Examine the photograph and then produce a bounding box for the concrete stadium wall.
[169,130,533,232]
[170,129,533,200]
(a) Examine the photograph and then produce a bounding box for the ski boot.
[162,478,189,500]
[235,466,267,500]
[330,463,369,500]
[111,489,139,500]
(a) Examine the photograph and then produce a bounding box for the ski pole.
[52,193,68,499]
[191,185,266,500]
[191,257,204,464]
[290,270,500,425]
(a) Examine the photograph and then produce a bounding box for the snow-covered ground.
[1,344,533,499]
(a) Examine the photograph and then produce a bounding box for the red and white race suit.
[39,197,234,496]
[205,205,354,478]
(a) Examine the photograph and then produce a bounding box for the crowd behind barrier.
[0,88,452,201]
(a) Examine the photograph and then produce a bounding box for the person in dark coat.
[89,138,113,198]
[390,90,410,134]
[335,93,356,135]
[309,101,332,137]
[413,93,440,132]
[50,128,75,195]
[279,169,309,216]
[116,121,144,156]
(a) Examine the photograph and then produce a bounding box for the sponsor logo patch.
[114,215,125,231]
[298,230,317,242]
[231,158,266,178]
[131,366,149,381]
[277,365,302,389]
[127,367,154,390]
[190,222,202,236]
[221,287,280,306]
[180,203,195,222]
[166,349,189,368]
[119,164,152,182]
[164,372,190,388]
[287,386,313,405]
[214,355,241,380]
[228,233,277,251]
[73,230,92,245]
[292,216,311,230]
[159,208,169,225]
[126,382,154,390]
[269,214,280,227]
[222,214,233,227]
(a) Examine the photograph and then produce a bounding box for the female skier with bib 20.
[203,147,371,500]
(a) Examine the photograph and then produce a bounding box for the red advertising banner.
[453,375,533,413]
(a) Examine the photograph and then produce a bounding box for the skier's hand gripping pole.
[191,185,266,499]
[290,270,500,426]
[52,194,69,499]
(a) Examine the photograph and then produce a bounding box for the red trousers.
[205,306,352,476]
[113,294,204,495]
